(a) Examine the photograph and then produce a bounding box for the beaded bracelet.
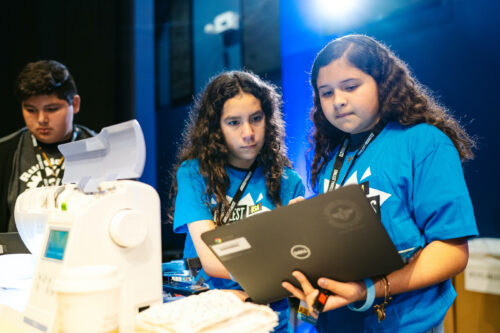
[347,278,375,312]
[373,275,392,322]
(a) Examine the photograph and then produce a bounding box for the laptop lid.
[201,185,404,304]
[0,232,30,255]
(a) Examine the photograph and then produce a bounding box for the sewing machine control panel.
[23,219,72,333]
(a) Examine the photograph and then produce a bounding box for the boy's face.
[316,57,380,134]
[220,92,266,169]
[22,94,80,144]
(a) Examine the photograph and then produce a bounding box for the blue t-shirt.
[315,122,478,333]
[173,159,305,332]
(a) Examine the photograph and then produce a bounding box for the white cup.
[53,265,121,333]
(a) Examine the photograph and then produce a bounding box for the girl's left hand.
[281,271,366,315]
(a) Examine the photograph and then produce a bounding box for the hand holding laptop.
[201,185,403,305]
[287,196,305,205]
[282,270,368,315]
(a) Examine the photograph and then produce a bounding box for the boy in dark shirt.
[0,60,94,232]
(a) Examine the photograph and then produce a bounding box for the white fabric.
[135,290,278,333]
[0,253,35,312]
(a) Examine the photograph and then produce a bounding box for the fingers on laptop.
[288,196,305,205]
[281,270,318,303]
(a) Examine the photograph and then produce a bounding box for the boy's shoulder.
[0,128,27,157]
[74,124,96,138]
[0,128,27,145]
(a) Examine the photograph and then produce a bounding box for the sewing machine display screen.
[44,229,69,260]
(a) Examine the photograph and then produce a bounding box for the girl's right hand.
[282,271,366,314]
[288,196,305,205]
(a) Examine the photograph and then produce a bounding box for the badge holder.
[297,289,330,325]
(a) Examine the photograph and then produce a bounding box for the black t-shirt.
[0,125,95,232]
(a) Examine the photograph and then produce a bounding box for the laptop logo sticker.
[210,237,251,257]
[291,245,311,260]
[324,200,362,230]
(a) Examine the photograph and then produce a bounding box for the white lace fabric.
[135,290,278,333]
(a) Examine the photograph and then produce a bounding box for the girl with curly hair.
[171,70,305,332]
[282,35,478,332]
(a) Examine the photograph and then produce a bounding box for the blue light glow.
[314,0,361,20]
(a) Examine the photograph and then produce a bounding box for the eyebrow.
[44,103,64,108]
[318,78,360,89]
[223,110,263,120]
[23,103,64,108]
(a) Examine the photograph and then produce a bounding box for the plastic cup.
[53,265,121,333]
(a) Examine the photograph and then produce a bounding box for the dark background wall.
[0,0,134,138]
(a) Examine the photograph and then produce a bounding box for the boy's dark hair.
[169,70,291,225]
[309,34,476,190]
[15,60,77,103]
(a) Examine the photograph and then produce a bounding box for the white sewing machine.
[0,120,162,333]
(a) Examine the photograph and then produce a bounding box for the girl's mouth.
[336,112,354,119]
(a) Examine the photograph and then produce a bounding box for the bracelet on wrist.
[373,275,392,322]
[347,278,375,312]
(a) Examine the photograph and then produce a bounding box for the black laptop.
[201,185,404,304]
[0,232,30,255]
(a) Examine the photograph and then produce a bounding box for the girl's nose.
[241,122,255,140]
[333,92,347,110]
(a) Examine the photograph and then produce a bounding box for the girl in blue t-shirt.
[282,35,478,332]
[170,70,305,332]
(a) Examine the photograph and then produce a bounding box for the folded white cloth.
[0,253,35,312]
[135,290,278,333]
[0,254,36,284]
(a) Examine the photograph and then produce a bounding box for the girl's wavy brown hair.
[309,34,475,190]
[168,70,291,225]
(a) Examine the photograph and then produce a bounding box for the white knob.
[109,209,147,248]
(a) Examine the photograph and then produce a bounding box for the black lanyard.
[31,129,78,162]
[327,121,386,192]
[220,158,259,225]
[30,129,79,186]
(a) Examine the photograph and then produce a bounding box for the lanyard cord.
[220,158,259,225]
[327,121,386,192]
[30,129,79,172]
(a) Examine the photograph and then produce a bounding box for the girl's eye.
[344,84,359,91]
[251,114,263,123]
[320,90,332,98]
[25,108,36,113]
[227,120,239,126]
[46,107,61,112]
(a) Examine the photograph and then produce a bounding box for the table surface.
[0,304,24,332]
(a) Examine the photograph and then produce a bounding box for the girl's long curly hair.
[169,70,291,225]
[309,34,476,190]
